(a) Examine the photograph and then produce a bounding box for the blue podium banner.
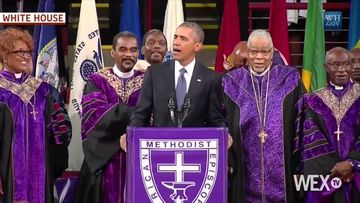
[126,127,228,203]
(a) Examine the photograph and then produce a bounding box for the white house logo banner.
[126,128,228,203]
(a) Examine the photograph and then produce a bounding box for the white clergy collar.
[4,68,22,78]
[249,64,271,77]
[330,81,344,90]
[15,73,22,79]
[112,65,134,78]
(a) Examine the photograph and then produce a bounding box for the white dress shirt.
[174,59,196,93]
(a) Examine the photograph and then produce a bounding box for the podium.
[126,127,228,203]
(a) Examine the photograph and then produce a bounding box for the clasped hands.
[330,161,354,183]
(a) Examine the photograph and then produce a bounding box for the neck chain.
[250,69,271,143]
[250,69,270,203]
[29,96,38,120]
[121,73,136,104]
[334,99,343,152]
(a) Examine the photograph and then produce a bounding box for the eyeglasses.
[327,61,352,70]
[11,50,33,58]
[247,48,272,57]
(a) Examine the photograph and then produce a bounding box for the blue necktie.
[176,68,187,111]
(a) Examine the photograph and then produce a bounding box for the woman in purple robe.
[0,27,71,203]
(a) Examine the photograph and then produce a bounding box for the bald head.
[325,47,350,62]
[350,48,360,83]
[350,48,360,59]
[232,41,248,67]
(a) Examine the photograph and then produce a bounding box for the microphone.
[168,93,177,125]
[183,97,191,111]
[182,96,191,120]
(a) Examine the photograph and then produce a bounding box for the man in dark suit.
[129,22,226,128]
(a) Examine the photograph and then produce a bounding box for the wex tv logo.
[293,175,342,191]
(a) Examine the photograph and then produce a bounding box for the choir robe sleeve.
[81,80,133,173]
[300,101,340,175]
[223,93,245,203]
[348,114,360,160]
[46,86,72,179]
[282,81,306,203]
[0,103,15,200]
[298,93,360,175]
[296,91,360,202]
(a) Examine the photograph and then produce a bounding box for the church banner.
[163,0,184,61]
[126,127,228,203]
[33,0,60,88]
[68,0,103,170]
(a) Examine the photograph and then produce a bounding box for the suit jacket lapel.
[168,60,176,92]
[188,61,203,98]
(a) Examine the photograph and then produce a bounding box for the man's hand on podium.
[120,134,127,152]
[228,134,233,150]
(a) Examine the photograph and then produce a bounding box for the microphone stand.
[169,97,191,128]
[168,97,177,125]
[177,97,191,128]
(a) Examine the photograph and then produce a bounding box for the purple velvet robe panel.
[223,64,301,202]
[301,84,360,202]
[303,84,360,160]
[0,69,70,203]
[80,68,143,203]
[82,69,143,140]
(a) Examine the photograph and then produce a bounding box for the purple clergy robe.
[296,83,360,203]
[74,68,144,203]
[0,69,71,203]
[223,64,305,203]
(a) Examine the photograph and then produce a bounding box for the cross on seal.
[157,152,200,203]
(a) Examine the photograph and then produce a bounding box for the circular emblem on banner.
[80,60,98,81]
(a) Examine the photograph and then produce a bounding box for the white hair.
[247,29,273,48]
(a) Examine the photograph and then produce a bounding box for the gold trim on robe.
[315,83,360,122]
[98,68,144,103]
[0,76,42,103]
